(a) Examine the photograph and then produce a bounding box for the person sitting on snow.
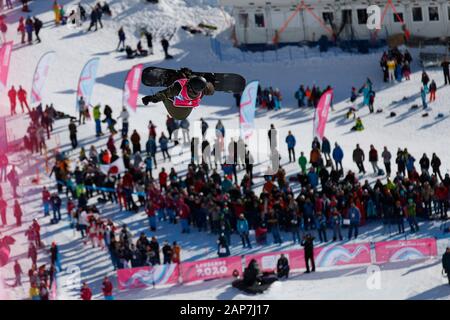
[277,254,290,279]
[346,107,356,119]
[142,68,215,120]
[125,45,137,59]
[351,117,364,131]
[136,40,148,56]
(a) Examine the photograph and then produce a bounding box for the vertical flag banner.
[123,64,143,112]
[31,51,56,104]
[313,89,333,140]
[76,57,100,111]
[239,80,258,139]
[0,41,13,93]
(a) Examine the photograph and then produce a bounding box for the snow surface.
[0,0,449,300]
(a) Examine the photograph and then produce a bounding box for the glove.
[142,95,159,105]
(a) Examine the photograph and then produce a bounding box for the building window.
[448,6,450,20]
[342,9,352,24]
[393,12,404,23]
[429,7,439,21]
[254,13,265,28]
[357,9,368,25]
[412,7,423,22]
[238,13,249,27]
[322,12,334,24]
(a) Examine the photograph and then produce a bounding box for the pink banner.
[313,89,333,140]
[117,264,180,290]
[314,243,371,268]
[123,64,143,112]
[180,256,243,283]
[245,249,305,272]
[0,42,13,93]
[375,238,437,263]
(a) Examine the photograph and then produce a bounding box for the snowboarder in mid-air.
[142,68,215,120]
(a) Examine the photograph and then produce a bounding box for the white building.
[220,0,450,45]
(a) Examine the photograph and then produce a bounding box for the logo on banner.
[366,265,382,290]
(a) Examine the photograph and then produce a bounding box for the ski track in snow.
[0,0,449,300]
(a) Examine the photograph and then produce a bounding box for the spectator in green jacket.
[298,152,307,174]
[406,198,419,233]
[93,104,103,137]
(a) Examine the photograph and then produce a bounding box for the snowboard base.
[142,67,246,93]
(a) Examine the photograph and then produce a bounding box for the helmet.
[187,76,207,95]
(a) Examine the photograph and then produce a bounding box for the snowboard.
[141,67,246,93]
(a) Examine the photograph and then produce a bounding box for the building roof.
[220,0,413,7]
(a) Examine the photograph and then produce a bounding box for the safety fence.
[117,238,437,291]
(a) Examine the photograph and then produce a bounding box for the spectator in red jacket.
[42,187,51,217]
[159,168,168,191]
[0,153,8,183]
[14,260,23,286]
[8,86,16,116]
[255,223,268,245]
[102,276,114,300]
[17,86,31,113]
[13,199,23,227]
[80,282,92,300]
[146,200,157,231]
[17,17,26,44]
[0,196,7,227]
[32,219,41,247]
[178,198,191,233]
[435,183,449,220]
[28,243,37,265]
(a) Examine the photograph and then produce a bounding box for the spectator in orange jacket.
[171,241,181,264]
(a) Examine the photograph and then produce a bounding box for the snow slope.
[0,0,449,300]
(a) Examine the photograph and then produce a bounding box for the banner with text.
[76,57,100,111]
[313,89,333,141]
[31,51,56,104]
[239,80,259,140]
[117,264,180,290]
[245,249,305,272]
[0,42,13,93]
[123,64,143,112]
[374,238,437,263]
[180,256,243,284]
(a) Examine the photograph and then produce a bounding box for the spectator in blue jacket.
[348,203,361,240]
[321,136,331,165]
[406,153,416,174]
[303,198,315,230]
[332,142,344,172]
[237,214,252,248]
[146,136,157,168]
[145,155,153,178]
[295,85,306,108]
[307,168,319,189]
[285,131,296,163]
[421,87,428,109]
[316,212,328,243]
[159,133,171,161]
